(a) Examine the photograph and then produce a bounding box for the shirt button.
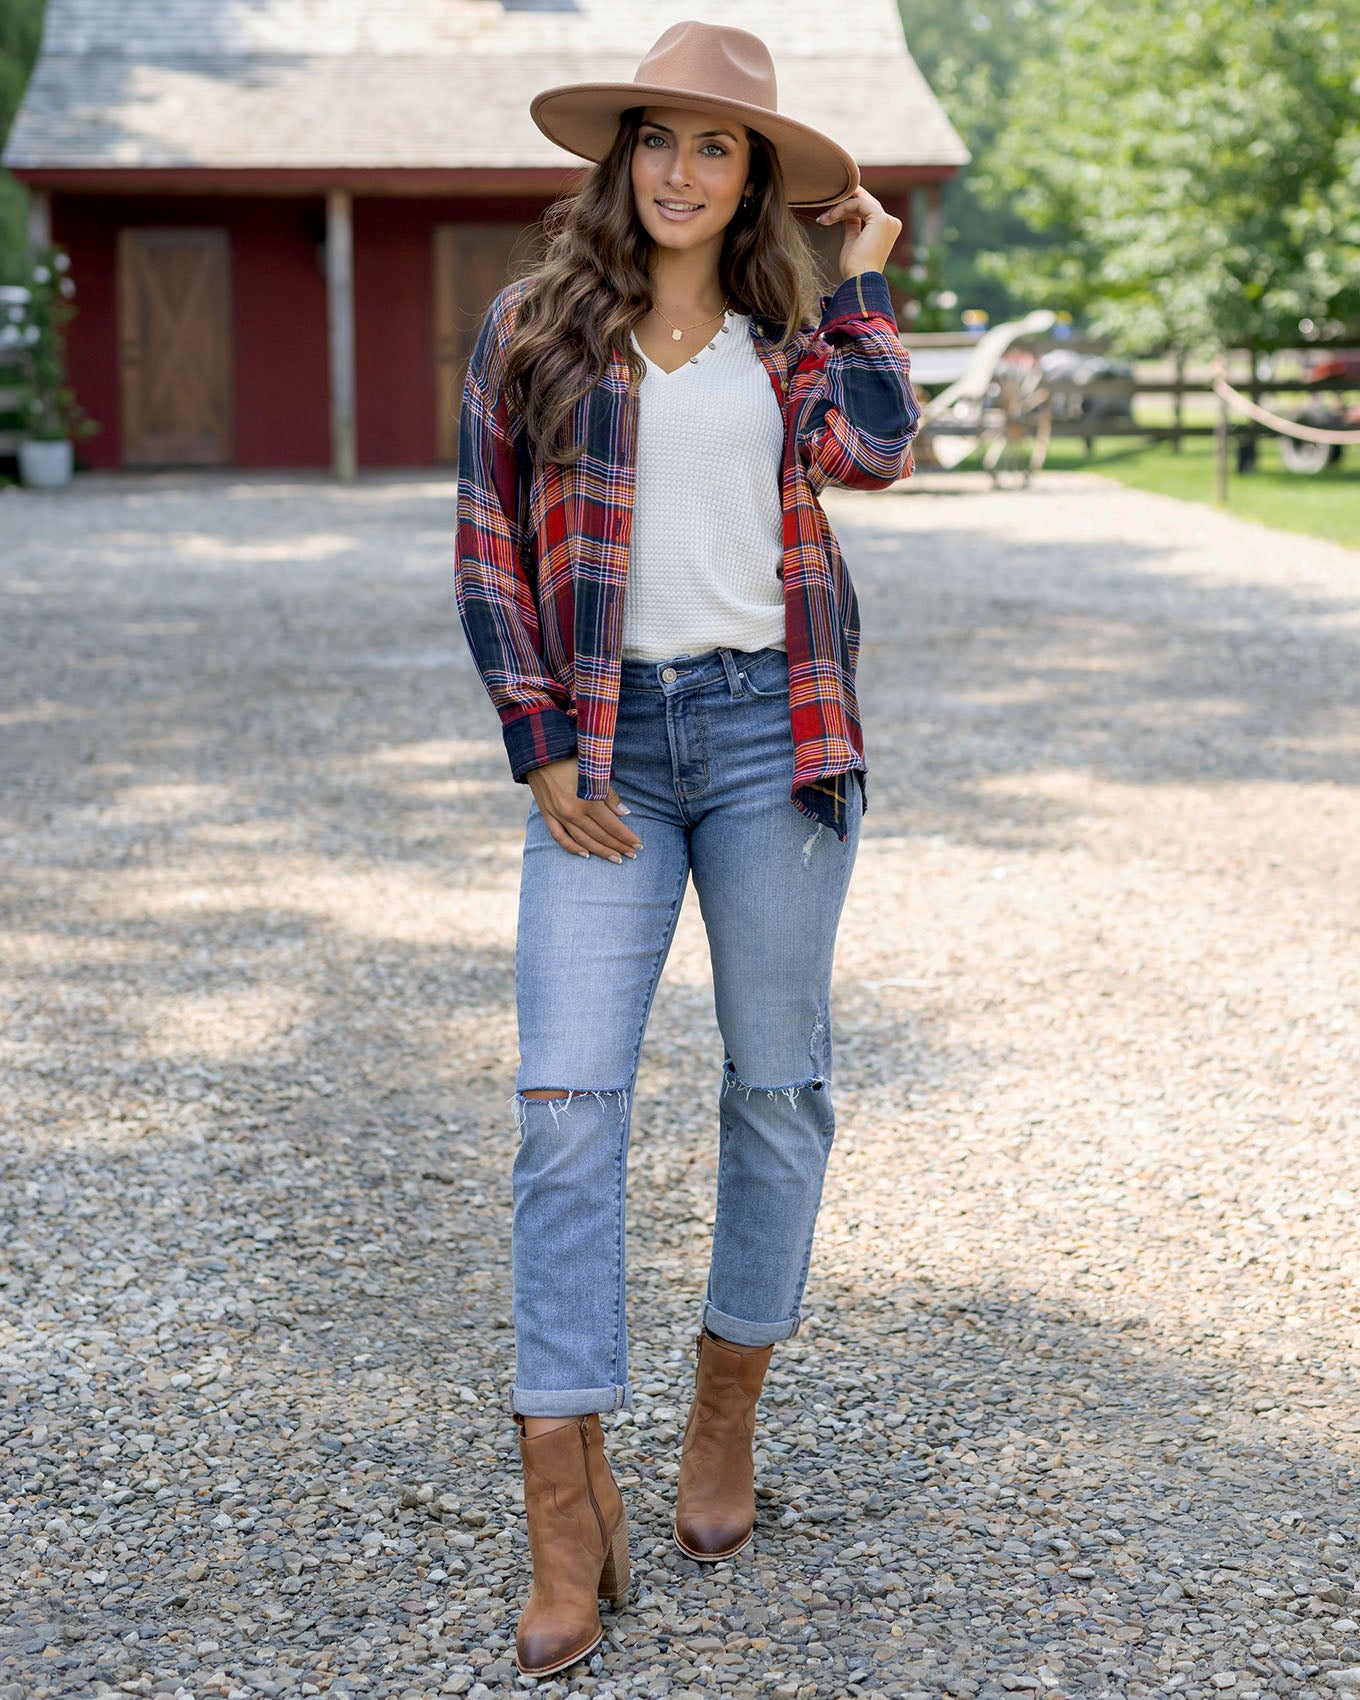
[660,666,678,683]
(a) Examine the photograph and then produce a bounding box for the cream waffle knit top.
[620,310,787,663]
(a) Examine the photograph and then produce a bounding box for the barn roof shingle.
[3,0,968,174]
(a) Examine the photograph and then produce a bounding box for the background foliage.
[900,0,1360,352]
[897,0,1065,325]
[0,0,45,283]
[9,244,96,440]
[979,0,1360,352]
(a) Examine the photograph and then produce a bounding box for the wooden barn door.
[434,222,524,463]
[119,228,232,466]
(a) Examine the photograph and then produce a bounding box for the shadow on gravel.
[846,511,1360,849]
[4,478,1359,885]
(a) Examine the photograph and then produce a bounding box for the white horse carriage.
[906,309,1056,485]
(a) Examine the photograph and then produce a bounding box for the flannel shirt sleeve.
[795,269,920,491]
[454,305,578,783]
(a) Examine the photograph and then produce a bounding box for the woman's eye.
[641,134,725,156]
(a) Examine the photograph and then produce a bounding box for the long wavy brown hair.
[502,106,823,466]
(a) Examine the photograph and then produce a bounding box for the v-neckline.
[632,310,737,378]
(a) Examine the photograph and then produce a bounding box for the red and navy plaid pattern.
[455,267,919,840]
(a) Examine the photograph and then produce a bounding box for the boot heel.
[597,1512,631,1607]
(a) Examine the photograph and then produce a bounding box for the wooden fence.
[1070,349,1354,455]
[907,333,1356,454]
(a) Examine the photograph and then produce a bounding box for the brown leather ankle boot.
[673,1330,774,1562]
[515,1412,630,1677]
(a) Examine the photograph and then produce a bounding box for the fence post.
[1213,357,1229,506]
[1242,343,1261,474]
[1171,351,1184,454]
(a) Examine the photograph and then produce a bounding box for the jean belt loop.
[719,648,742,698]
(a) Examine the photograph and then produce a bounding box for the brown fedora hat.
[529,20,860,209]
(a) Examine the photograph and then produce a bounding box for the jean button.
[660,666,678,683]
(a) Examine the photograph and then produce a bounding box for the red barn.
[3,0,967,474]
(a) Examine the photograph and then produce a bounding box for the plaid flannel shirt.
[454,267,919,840]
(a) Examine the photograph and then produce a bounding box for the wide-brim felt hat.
[529,20,860,210]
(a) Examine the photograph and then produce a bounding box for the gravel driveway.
[1,469,1357,1700]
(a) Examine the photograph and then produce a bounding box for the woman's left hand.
[816,189,903,281]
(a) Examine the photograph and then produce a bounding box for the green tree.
[898,0,1066,324]
[976,0,1360,352]
[1,0,47,283]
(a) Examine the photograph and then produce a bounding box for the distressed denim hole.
[512,1086,630,1132]
[720,1064,825,1107]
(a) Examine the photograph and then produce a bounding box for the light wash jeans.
[509,645,862,1416]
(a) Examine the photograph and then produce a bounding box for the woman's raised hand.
[526,755,642,863]
[815,189,903,281]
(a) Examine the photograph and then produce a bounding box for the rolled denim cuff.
[700,1302,801,1348]
[508,1381,632,1418]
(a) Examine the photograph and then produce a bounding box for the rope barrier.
[1210,364,1360,445]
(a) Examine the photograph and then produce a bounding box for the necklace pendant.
[671,328,683,342]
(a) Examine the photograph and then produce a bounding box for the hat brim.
[529,83,859,209]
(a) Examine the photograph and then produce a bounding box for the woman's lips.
[655,200,704,223]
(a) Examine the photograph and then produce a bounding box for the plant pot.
[19,438,75,489]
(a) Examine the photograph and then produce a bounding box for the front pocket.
[736,651,790,699]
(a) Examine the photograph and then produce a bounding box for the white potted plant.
[13,247,97,488]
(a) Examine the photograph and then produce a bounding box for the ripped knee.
[720,1012,832,1104]
[722,1058,827,1104]
[512,1086,631,1130]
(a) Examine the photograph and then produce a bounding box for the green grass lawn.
[1040,432,1360,552]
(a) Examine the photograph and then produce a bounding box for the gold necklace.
[651,299,731,343]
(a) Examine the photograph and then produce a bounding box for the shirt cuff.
[502,704,579,782]
[818,270,899,333]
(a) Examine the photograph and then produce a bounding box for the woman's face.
[630,105,753,254]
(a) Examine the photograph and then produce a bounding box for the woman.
[455,20,918,1679]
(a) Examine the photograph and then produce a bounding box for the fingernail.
[626,851,637,860]
[610,855,622,864]
[616,804,631,815]
[578,851,590,859]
